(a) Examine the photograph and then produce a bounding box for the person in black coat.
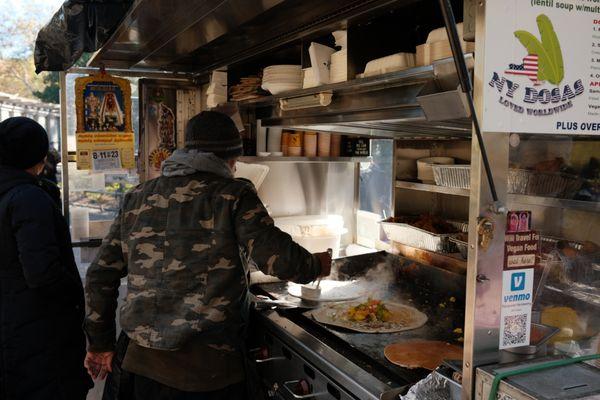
[0,117,92,400]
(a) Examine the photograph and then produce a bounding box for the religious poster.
[483,0,600,135]
[75,73,135,170]
[139,80,202,181]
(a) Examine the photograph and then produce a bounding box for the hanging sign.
[75,73,135,170]
[499,211,539,349]
[483,0,600,135]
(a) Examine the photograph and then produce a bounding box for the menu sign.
[504,210,540,270]
[483,0,600,135]
[499,211,539,349]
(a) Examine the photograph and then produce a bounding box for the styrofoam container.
[309,42,336,85]
[426,23,464,44]
[360,52,416,78]
[303,67,319,88]
[234,162,270,189]
[330,49,348,83]
[417,157,455,184]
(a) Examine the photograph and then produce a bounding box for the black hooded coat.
[0,166,92,400]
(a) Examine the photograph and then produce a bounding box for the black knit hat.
[184,111,243,159]
[0,117,49,169]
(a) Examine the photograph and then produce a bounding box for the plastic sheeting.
[34,0,133,73]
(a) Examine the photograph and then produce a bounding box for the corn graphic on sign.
[482,1,600,135]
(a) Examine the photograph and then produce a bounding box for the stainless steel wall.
[255,162,358,247]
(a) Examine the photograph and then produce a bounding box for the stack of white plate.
[330,49,347,83]
[262,65,302,94]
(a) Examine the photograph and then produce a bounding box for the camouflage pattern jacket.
[85,161,322,353]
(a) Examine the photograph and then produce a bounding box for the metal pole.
[59,72,70,223]
[437,0,504,212]
[67,66,194,81]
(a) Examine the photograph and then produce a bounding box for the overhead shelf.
[508,194,599,213]
[240,156,371,163]
[395,180,470,197]
[243,56,475,140]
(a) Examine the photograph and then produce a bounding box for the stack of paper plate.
[262,65,302,94]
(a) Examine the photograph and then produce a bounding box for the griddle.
[253,251,466,386]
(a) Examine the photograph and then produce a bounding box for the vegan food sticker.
[75,72,135,170]
[483,1,600,134]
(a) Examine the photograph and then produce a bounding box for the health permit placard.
[75,73,135,170]
[483,0,600,135]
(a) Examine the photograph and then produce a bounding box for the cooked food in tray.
[385,214,459,235]
[308,299,428,333]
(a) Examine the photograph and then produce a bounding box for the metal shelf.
[508,194,600,213]
[395,180,470,197]
[240,156,371,163]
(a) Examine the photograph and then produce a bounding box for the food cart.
[37,0,599,398]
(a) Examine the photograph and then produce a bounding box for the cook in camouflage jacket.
[84,161,323,354]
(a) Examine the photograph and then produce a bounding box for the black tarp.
[34,0,133,73]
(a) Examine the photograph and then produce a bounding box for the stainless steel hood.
[243,56,474,140]
[89,0,418,72]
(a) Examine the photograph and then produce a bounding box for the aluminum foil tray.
[381,221,457,253]
[432,165,470,189]
[508,169,581,198]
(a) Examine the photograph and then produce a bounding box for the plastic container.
[281,131,290,156]
[318,132,331,157]
[330,135,341,157]
[274,215,346,258]
[256,120,267,153]
[288,132,303,156]
[304,131,317,157]
[267,127,282,153]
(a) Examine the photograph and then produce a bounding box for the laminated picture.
[74,73,134,170]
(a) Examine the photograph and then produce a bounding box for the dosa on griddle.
[384,340,463,370]
[309,301,427,333]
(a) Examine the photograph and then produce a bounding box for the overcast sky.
[0,0,65,57]
[1,0,63,22]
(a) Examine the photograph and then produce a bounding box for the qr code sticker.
[502,314,528,347]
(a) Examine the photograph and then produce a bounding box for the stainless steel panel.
[462,2,510,399]
[254,162,357,248]
[252,310,392,400]
[90,0,415,73]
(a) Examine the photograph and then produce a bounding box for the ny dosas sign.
[483,0,600,135]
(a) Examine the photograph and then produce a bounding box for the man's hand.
[84,351,114,380]
[315,251,333,278]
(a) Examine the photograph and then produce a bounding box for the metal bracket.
[477,217,495,251]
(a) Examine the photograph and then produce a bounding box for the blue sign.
[511,272,526,291]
